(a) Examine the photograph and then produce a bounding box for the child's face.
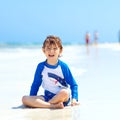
[42,44,62,64]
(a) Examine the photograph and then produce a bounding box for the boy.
[22,35,79,109]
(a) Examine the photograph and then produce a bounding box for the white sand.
[0,44,120,120]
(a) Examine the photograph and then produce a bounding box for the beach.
[0,43,120,120]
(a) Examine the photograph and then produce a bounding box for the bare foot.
[71,101,80,106]
[50,102,64,109]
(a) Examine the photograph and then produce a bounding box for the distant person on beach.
[85,32,90,45]
[22,35,79,109]
[94,31,99,45]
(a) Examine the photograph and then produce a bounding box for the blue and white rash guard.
[30,59,78,101]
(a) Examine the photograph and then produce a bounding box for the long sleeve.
[30,62,44,95]
[60,60,78,101]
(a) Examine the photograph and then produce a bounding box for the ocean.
[0,33,120,49]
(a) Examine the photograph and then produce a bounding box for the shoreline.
[0,42,120,49]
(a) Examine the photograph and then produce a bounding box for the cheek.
[42,50,48,56]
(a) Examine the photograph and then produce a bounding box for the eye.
[47,48,51,51]
[46,47,51,51]
[54,48,58,51]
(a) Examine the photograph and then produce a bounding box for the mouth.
[48,54,55,57]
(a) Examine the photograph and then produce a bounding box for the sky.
[0,0,120,44]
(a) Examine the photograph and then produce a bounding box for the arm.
[64,68,78,100]
[30,62,44,95]
[60,61,79,105]
[64,68,80,105]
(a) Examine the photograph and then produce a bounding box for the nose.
[49,48,55,53]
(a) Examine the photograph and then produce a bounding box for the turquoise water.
[0,37,120,47]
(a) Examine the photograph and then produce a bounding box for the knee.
[60,89,69,98]
[22,96,28,105]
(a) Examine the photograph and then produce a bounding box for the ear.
[60,49,63,54]
[59,49,63,56]
[42,48,45,53]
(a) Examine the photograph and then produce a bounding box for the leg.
[22,96,64,109]
[48,89,69,104]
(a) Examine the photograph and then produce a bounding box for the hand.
[71,99,80,106]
